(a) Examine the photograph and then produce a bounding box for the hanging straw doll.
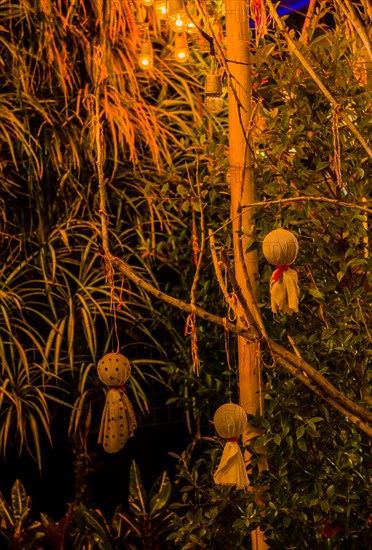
[213,403,249,490]
[262,228,300,315]
[97,352,137,453]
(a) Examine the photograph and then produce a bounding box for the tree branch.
[242,195,372,214]
[265,0,372,158]
[339,0,372,63]
[270,341,372,424]
[111,255,256,341]
[110,253,372,431]
[275,356,372,438]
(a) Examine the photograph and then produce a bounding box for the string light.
[204,73,224,113]
[138,23,154,71]
[154,0,167,19]
[174,33,190,63]
[138,39,153,71]
[167,0,197,34]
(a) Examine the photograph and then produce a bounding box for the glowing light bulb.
[204,96,224,114]
[174,33,190,63]
[154,0,167,19]
[138,41,153,71]
[142,0,154,5]
[176,49,187,61]
[204,73,224,114]
[167,0,197,34]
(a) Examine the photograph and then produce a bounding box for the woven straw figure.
[97,352,137,453]
[262,228,300,315]
[213,403,249,489]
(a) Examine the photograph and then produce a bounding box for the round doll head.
[262,228,299,267]
[97,352,131,386]
[213,403,247,439]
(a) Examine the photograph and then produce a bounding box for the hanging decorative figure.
[213,403,249,489]
[97,352,137,453]
[262,228,300,315]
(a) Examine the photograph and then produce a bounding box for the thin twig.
[300,0,317,44]
[209,230,239,318]
[208,195,372,241]
[339,0,372,63]
[357,298,372,342]
[240,195,372,214]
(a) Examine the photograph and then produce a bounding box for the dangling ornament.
[97,352,137,453]
[262,228,300,315]
[213,403,249,490]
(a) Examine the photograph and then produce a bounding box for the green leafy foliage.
[0,480,44,549]
[167,443,258,549]
[0,0,371,548]
[117,461,173,548]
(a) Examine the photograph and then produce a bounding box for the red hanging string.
[272,264,290,282]
[112,385,126,393]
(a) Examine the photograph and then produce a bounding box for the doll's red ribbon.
[226,437,239,443]
[113,385,126,392]
[272,264,290,282]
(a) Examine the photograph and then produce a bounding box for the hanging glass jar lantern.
[204,73,224,113]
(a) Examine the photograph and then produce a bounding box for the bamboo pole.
[225,2,268,548]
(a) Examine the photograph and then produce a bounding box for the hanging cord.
[256,341,263,416]
[93,47,121,354]
[94,47,109,254]
[98,250,121,354]
[184,304,200,375]
[184,162,206,376]
[332,105,343,189]
[222,317,233,402]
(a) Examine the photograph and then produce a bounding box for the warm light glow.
[168,12,189,33]
[204,96,224,114]
[174,33,190,63]
[186,21,197,34]
[154,0,167,18]
[142,0,154,5]
[139,57,150,68]
[138,41,153,71]
[167,0,197,34]
[175,49,188,61]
